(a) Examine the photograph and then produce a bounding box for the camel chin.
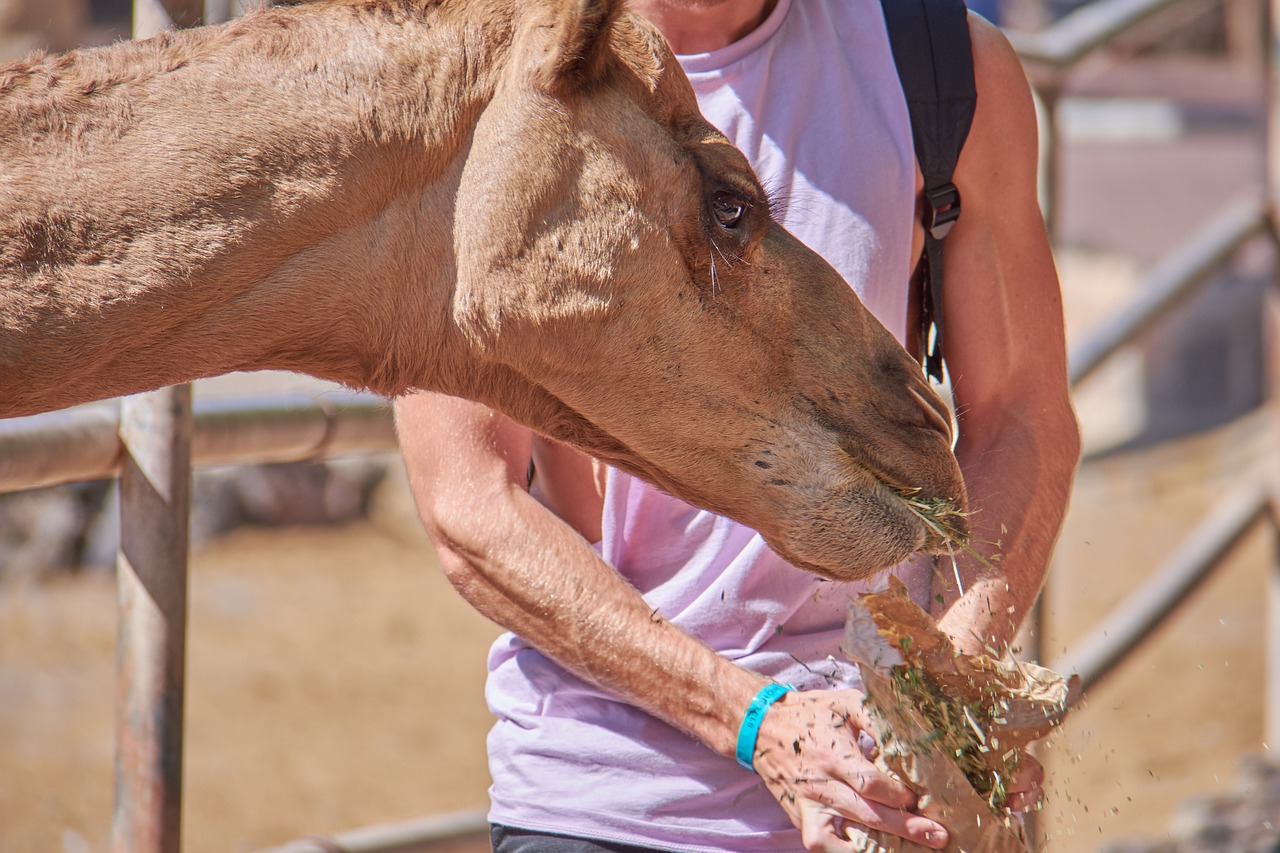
[753,453,969,584]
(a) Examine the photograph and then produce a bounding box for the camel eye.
[711,190,747,229]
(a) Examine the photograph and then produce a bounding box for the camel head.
[0,0,965,581]
[444,0,968,581]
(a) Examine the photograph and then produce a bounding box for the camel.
[0,0,967,582]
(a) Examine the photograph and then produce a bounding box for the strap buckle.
[924,182,961,240]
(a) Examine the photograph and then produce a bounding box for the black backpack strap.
[878,0,977,383]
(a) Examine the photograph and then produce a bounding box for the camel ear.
[535,0,624,91]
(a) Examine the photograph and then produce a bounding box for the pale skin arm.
[930,18,1082,661]
[395,392,950,852]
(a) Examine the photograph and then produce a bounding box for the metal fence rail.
[0,394,396,494]
[1019,0,1280,748]
[261,809,490,853]
[1067,195,1272,387]
[1055,485,1274,693]
[1008,0,1190,66]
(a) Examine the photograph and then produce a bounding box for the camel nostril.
[907,383,953,444]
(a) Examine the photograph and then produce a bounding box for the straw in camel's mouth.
[891,487,1004,596]
[837,449,970,558]
[896,488,970,551]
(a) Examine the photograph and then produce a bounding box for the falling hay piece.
[841,577,1080,853]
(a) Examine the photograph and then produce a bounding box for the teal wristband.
[735,683,795,771]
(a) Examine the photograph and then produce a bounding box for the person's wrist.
[937,578,1019,657]
[735,682,795,772]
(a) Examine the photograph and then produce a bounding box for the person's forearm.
[395,394,949,846]
[441,493,953,846]
[936,398,1079,657]
[432,483,767,756]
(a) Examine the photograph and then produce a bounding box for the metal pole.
[1264,287,1280,748]
[112,0,205,846]
[133,0,180,38]
[1006,0,1190,67]
[1037,82,1063,243]
[1225,0,1266,70]
[112,387,193,853]
[1262,0,1280,750]
[1269,515,1280,748]
[1054,486,1269,694]
[0,393,394,494]
[259,809,491,853]
[232,0,275,15]
[1023,74,1064,669]
[205,0,232,25]
[1067,197,1269,387]
[1270,0,1280,227]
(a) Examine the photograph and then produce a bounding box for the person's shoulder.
[967,14,1035,124]
[955,12,1039,202]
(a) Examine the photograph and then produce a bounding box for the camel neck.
[0,2,507,415]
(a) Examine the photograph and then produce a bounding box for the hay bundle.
[841,577,1079,853]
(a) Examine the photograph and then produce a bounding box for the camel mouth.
[823,448,968,568]
[837,448,968,554]
[890,486,970,554]
[764,465,968,583]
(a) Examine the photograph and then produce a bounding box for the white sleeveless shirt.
[485,2,926,849]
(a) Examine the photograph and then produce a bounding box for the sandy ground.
[0,459,502,853]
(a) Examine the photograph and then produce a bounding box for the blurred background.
[0,0,1277,850]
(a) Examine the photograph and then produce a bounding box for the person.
[395,0,1081,850]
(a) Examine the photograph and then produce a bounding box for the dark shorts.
[490,824,671,853]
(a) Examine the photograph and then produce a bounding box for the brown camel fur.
[0,0,966,581]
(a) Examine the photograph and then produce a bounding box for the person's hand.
[750,688,948,852]
[1002,752,1045,813]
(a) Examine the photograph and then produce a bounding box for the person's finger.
[1005,754,1045,794]
[841,761,918,810]
[995,753,1044,812]
[820,692,914,808]
[1004,787,1045,813]
[856,729,877,761]
[810,783,949,849]
[798,799,852,853]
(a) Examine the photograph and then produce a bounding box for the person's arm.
[932,16,1082,657]
[395,391,949,851]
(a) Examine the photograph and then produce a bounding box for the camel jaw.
[776,452,970,583]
